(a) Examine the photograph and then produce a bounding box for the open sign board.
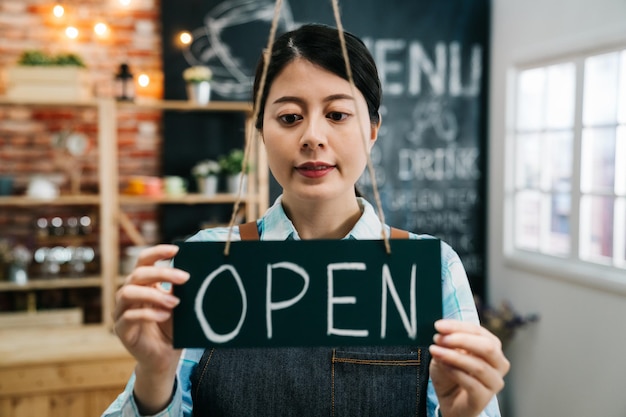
[173,239,442,348]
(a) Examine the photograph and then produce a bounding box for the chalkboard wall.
[161,0,490,298]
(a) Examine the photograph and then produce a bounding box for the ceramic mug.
[164,176,187,196]
[142,176,162,196]
[0,175,14,196]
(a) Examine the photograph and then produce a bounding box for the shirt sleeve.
[425,241,502,417]
[100,349,202,417]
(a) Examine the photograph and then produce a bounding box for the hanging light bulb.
[65,26,79,39]
[53,4,65,18]
[137,73,150,88]
[94,22,109,37]
[179,31,192,45]
[119,0,131,6]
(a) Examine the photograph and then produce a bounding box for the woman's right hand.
[113,244,189,404]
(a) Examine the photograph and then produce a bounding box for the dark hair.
[252,23,381,130]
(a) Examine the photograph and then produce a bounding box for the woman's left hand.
[429,319,510,417]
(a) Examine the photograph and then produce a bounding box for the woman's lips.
[295,162,335,178]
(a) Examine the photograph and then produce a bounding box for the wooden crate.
[5,67,92,101]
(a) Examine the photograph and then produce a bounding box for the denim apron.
[190,345,430,416]
[190,223,431,416]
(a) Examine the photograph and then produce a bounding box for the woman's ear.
[369,115,382,145]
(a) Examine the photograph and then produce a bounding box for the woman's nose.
[300,118,327,149]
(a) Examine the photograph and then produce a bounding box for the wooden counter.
[0,325,135,417]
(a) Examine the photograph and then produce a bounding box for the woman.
[103,24,509,417]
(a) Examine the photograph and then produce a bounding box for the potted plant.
[183,65,212,105]
[219,149,250,194]
[191,159,221,196]
[6,50,92,101]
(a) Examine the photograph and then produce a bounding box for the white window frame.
[504,44,626,295]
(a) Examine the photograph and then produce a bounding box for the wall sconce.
[114,63,135,101]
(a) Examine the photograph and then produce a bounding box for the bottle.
[114,63,135,101]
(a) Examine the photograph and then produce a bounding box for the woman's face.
[261,58,379,204]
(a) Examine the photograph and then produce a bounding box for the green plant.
[18,50,86,67]
[191,159,221,177]
[475,296,539,349]
[182,65,212,83]
[219,149,250,175]
[53,53,86,67]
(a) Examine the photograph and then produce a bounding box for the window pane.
[542,193,571,256]
[618,50,626,124]
[581,127,616,193]
[515,190,541,250]
[616,126,626,195]
[546,63,576,129]
[580,195,615,262]
[515,133,541,189]
[545,131,573,191]
[516,68,545,130]
[615,197,626,267]
[583,52,620,126]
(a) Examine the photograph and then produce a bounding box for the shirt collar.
[260,195,385,241]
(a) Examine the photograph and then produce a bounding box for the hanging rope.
[329,0,391,254]
[224,0,391,255]
[224,0,284,256]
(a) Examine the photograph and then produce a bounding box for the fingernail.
[155,310,171,320]
[164,295,180,307]
[174,270,190,281]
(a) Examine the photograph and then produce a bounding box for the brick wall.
[0,0,164,310]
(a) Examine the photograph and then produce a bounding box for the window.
[510,47,626,278]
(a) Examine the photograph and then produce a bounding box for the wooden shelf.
[119,192,252,205]
[0,195,100,206]
[0,96,98,107]
[0,97,268,330]
[116,99,252,113]
[0,276,102,291]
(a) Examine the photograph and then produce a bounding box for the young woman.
[104,24,509,417]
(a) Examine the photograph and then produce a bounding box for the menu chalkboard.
[161,0,490,298]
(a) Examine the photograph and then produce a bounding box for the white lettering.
[397,147,480,181]
[266,262,310,339]
[327,262,369,337]
[408,42,447,96]
[381,264,417,339]
[195,265,247,344]
[375,39,407,96]
[449,43,482,97]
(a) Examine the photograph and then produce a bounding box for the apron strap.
[239,221,260,241]
[390,227,410,239]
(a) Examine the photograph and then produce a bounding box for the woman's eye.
[327,112,349,122]
[278,114,302,124]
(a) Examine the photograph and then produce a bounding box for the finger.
[434,332,507,370]
[135,244,180,267]
[119,307,172,323]
[124,265,190,287]
[114,308,172,346]
[430,357,496,412]
[435,319,494,339]
[429,344,506,393]
[114,285,180,320]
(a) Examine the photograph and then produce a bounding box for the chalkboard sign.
[161,0,490,298]
[172,239,442,348]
